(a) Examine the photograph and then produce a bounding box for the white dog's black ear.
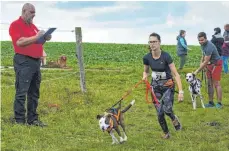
[96,114,103,120]
[192,73,196,78]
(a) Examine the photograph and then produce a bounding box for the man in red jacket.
[9,3,51,126]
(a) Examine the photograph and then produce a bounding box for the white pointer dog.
[96,100,135,144]
[186,73,205,110]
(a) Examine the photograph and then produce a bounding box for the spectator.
[221,36,229,74]
[194,32,223,109]
[211,27,224,56]
[223,24,229,38]
[176,30,191,70]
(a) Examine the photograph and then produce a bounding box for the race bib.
[151,71,166,81]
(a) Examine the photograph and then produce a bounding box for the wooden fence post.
[75,27,87,93]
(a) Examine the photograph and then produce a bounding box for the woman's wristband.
[179,90,184,94]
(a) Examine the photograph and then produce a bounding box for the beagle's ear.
[96,114,103,120]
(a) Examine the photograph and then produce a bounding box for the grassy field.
[1,41,229,151]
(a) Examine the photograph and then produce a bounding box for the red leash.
[121,79,160,105]
[143,80,160,105]
[107,79,143,110]
[107,79,160,111]
[121,79,143,101]
[120,79,160,105]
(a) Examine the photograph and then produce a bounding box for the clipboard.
[36,28,56,44]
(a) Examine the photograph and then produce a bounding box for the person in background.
[194,32,223,109]
[9,3,52,126]
[211,27,224,56]
[176,30,191,70]
[143,32,183,139]
[221,35,229,74]
[221,24,229,73]
[223,24,229,38]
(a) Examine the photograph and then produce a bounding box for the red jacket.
[9,17,43,58]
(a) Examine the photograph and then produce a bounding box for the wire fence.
[1,71,79,88]
[0,68,76,75]
[1,22,88,92]
[1,22,79,88]
[0,22,75,33]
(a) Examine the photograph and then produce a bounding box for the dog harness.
[190,79,201,95]
[106,118,114,132]
[113,109,121,122]
[105,110,121,132]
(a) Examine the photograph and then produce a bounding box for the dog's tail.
[121,100,135,113]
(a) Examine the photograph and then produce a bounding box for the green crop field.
[1,41,229,151]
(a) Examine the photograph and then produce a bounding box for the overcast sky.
[1,1,229,45]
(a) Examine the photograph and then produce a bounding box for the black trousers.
[153,85,176,134]
[13,54,41,124]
